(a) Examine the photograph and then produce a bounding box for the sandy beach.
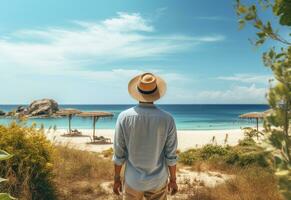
[45,129,245,153]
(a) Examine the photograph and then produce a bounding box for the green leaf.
[0,178,7,183]
[245,12,255,20]
[238,19,245,29]
[268,48,275,58]
[264,21,273,33]
[275,53,285,59]
[255,38,265,46]
[0,193,16,200]
[238,5,247,13]
[254,20,263,29]
[273,0,291,26]
[256,32,266,39]
[275,170,290,177]
[0,150,12,161]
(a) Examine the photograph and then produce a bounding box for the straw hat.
[128,72,167,102]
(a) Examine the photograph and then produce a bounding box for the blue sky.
[0,0,275,104]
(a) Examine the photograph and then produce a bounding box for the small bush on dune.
[229,138,271,168]
[0,122,56,200]
[179,138,271,168]
[178,149,200,165]
[200,144,229,160]
[238,137,256,146]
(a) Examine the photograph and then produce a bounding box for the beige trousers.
[124,182,167,200]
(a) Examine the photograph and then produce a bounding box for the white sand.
[45,128,244,153]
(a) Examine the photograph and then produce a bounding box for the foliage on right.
[236,0,291,199]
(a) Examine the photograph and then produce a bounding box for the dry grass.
[177,147,283,200]
[53,145,115,200]
[184,164,283,200]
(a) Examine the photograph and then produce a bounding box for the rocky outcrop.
[3,99,60,118]
[0,110,5,116]
[16,106,28,115]
[28,99,59,117]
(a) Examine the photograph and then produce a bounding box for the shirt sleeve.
[112,115,127,165]
[164,117,178,166]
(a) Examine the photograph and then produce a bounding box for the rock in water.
[28,99,59,117]
[16,105,28,115]
[0,110,5,116]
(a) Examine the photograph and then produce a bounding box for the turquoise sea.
[0,104,269,130]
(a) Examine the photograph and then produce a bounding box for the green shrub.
[236,151,270,168]
[0,122,56,200]
[225,151,240,165]
[179,142,271,168]
[178,149,200,165]
[200,144,229,160]
[231,141,271,168]
[238,137,256,146]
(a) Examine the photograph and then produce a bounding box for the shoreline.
[45,128,245,153]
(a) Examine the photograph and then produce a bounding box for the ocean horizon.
[0,104,269,130]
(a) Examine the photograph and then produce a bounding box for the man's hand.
[168,178,178,195]
[113,165,123,195]
[113,177,122,195]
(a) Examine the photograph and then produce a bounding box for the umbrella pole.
[69,114,72,134]
[256,118,259,131]
[93,117,98,141]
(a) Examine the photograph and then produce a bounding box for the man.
[112,72,178,200]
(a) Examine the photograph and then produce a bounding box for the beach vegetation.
[179,138,271,168]
[236,0,291,198]
[0,122,56,200]
[52,144,282,200]
[178,139,281,199]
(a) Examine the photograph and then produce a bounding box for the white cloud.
[102,12,154,32]
[0,12,225,76]
[193,35,225,42]
[163,84,267,104]
[217,74,272,84]
[0,12,229,104]
[196,84,267,103]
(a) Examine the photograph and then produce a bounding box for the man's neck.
[139,101,154,105]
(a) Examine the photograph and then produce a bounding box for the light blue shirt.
[113,103,178,191]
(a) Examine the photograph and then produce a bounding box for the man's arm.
[168,165,178,195]
[164,117,178,195]
[168,165,176,180]
[114,164,123,178]
[112,115,127,195]
[113,164,123,195]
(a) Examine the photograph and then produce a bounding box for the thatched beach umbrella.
[77,111,113,141]
[56,109,81,134]
[239,111,267,131]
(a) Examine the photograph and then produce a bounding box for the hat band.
[137,86,157,94]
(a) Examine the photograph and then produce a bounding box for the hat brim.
[128,75,167,102]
